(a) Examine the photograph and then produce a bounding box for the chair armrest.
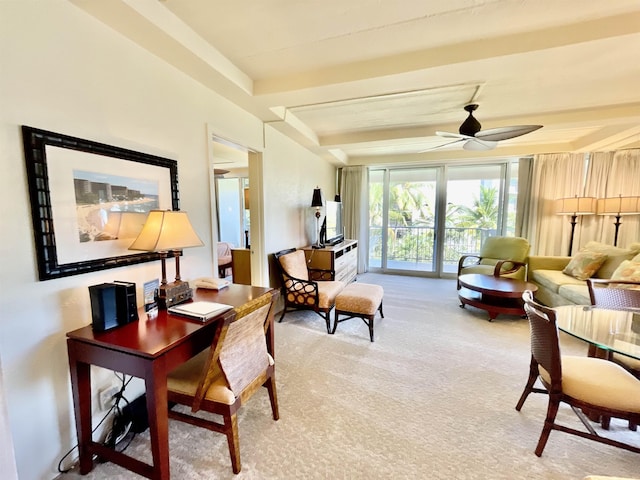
[527,255,572,272]
[281,272,320,305]
[493,260,527,277]
[458,254,481,273]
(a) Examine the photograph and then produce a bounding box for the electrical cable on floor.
[57,372,134,474]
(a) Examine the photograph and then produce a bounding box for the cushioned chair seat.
[317,281,346,309]
[168,350,275,406]
[539,356,640,413]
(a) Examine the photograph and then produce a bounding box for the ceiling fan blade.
[475,125,542,141]
[419,138,465,152]
[462,139,498,151]
[435,131,465,139]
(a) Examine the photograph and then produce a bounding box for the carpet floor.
[59,274,640,479]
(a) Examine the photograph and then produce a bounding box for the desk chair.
[167,292,279,474]
[515,290,640,457]
[457,236,530,290]
[274,248,345,333]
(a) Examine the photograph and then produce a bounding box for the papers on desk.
[168,301,233,322]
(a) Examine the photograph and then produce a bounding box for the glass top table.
[554,305,640,361]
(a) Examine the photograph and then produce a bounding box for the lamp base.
[156,281,193,309]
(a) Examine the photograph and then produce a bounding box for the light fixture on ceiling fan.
[426,104,542,151]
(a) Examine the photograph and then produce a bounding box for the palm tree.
[453,185,499,229]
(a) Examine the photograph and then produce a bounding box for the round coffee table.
[458,274,538,321]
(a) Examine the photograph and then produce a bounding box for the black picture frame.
[22,126,180,280]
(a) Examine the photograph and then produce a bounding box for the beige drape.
[582,149,640,248]
[527,153,588,255]
[528,149,640,256]
[339,166,369,273]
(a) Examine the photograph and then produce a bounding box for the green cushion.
[479,236,530,262]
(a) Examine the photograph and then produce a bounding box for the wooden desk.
[67,284,276,480]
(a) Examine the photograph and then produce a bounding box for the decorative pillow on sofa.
[562,251,607,281]
[581,241,639,279]
[611,260,640,286]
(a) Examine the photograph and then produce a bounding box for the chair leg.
[324,310,332,333]
[378,301,384,318]
[278,306,287,322]
[535,394,561,457]
[515,361,538,411]
[331,311,339,334]
[366,317,374,342]
[223,412,241,474]
[265,375,280,421]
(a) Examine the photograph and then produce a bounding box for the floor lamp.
[596,195,640,246]
[555,196,597,256]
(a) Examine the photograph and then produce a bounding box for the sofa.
[528,241,640,307]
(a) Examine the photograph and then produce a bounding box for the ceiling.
[71,0,640,166]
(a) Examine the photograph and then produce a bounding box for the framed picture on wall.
[22,126,179,280]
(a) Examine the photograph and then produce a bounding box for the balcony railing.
[369,226,497,271]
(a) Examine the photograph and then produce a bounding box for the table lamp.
[311,187,324,248]
[596,195,640,246]
[129,210,203,308]
[555,196,597,255]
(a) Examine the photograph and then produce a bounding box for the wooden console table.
[66,284,276,479]
[302,239,358,283]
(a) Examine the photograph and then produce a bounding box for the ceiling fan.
[430,104,542,151]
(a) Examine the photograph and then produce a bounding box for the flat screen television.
[321,200,344,246]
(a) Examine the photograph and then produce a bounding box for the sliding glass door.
[369,161,517,276]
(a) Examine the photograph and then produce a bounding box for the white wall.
[0,1,334,479]
[263,126,336,255]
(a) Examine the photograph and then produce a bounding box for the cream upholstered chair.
[274,248,345,333]
[167,291,279,474]
[457,236,530,289]
[515,291,640,456]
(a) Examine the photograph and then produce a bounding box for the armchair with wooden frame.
[457,236,530,290]
[515,290,640,457]
[274,248,345,333]
[166,290,279,474]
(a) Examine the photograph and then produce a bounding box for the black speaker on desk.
[89,282,138,332]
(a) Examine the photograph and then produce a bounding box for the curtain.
[583,149,640,248]
[527,153,587,255]
[515,157,533,238]
[339,166,369,273]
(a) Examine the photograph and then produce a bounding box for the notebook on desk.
[167,301,234,322]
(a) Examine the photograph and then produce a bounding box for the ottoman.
[333,283,384,341]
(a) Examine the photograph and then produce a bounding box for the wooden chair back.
[587,279,640,310]
[192,292,273,410]
[522,290,562,389]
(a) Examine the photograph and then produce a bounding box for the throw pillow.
[562,251,608,281]
[611,260,640,285]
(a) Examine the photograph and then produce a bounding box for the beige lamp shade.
[596,196,640,216]
[102,211,148,240]
[128,210,204,252]
[555,196,597,215]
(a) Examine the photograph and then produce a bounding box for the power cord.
[57,372,134,473]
